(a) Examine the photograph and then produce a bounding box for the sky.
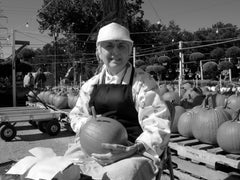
[1,0,240,58]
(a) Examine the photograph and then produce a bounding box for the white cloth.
[68,63,171,179]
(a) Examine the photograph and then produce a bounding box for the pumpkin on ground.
[79,116,128,156]
[217,111,240,154]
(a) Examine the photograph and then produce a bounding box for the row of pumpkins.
[28,83,240,154]
[160,83,240,154]
[27,87,79,109]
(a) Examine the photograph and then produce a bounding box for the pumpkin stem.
[236,89,240,96]
[224,98,228,109]
[233,109,240,121]
[91,106,97,119]
[202,94,212,109]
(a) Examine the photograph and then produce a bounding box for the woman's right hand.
[91,143,140,166]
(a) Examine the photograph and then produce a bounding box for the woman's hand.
[91,143,142,166]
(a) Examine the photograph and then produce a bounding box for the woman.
[66,22,171,180]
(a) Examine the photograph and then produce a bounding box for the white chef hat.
[96,22,133,45]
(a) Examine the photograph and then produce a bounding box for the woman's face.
[97,40,132,75]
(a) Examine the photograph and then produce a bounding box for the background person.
[34,67,46,89]
[66,22,171,180]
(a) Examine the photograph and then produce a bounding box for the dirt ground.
[0,121,76,165]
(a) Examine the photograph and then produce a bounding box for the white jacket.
[69,63,171,167]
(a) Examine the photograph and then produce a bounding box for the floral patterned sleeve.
[133,69,171,158]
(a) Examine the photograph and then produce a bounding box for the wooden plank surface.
[171,155,237,180]
[169,134,240,170]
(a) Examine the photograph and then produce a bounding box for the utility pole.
[11,30,30,107]
[0,4,8,58]
[133,47,136,67]
[178,41,184,96]
[228,57,232,82]
[200,60,203,80]
[53,30,59,87]
[12,29,16,106]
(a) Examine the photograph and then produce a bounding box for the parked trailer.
[0,106,65,141]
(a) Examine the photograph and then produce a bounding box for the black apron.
[89,67,143,142]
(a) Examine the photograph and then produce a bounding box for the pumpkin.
[180,87,205,109]
[177,111,195,138]
[79,116,128,155]
[37,91,45,102]
[171,105,186,133]
[225,92,240,119]
[53,92,69,109]
[158,84,168,96]
[217,111,240,154]
[208,93,228,108]
[182,82,192,90]
[48,92,56,106]
[162,91,180,106]
[192,99,231,145]
[43,90,52,104]
[68,88,79,109]
[174,87,186,99]
[27,90,39,102]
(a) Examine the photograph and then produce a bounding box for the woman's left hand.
[91,143,139,166]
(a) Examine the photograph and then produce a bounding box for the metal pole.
[54,33,57,86]
[200,60,203,81]
[12,29,16,106]
[228,57,232,82]
[133,47,136,67]
[178,41,183,97]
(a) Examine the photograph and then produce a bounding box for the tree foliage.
[202,61,219,80]
[189,52,205,61]
[210,47,225,60]
[34,1,240,82]
[225,46,240,58]
[218,61,233,71]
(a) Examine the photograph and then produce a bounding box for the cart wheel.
[46,120,60,136]
[38,121,49,133]
[29,120,38,128]
[0,124,17,141]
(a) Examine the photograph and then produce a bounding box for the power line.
[136,37,240,58]
[146,0,162,23]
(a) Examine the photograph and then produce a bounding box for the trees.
[35,1,240,82]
